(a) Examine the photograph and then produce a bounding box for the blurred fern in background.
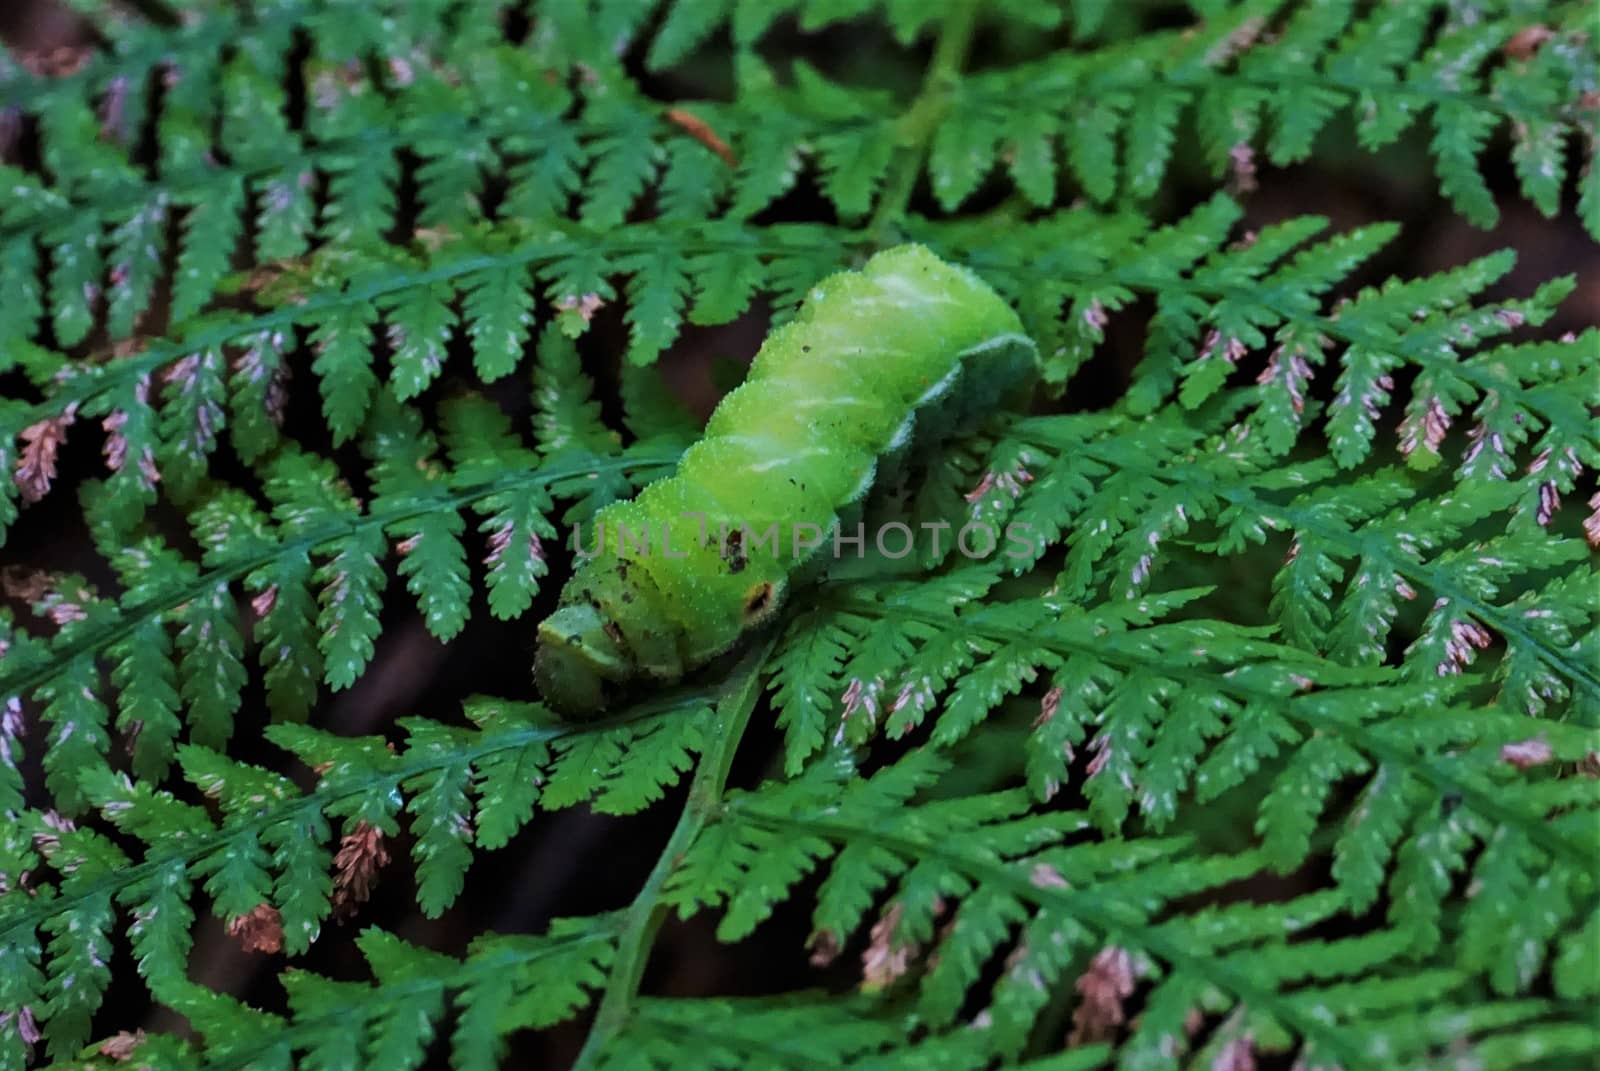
[0,0,1596,1068]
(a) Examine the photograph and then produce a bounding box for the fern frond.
[939,0,1598,232]
[658,750,1598,1069]
[12,195,1590,551]
[0,396,679,780]
[1,2,1593,1067]
[762,410,1599,1010]
[66,919,615,1071]
[0,693,712,1056]
[0,220,849,537]
[4,1,1589,412]
[1000,406,1600,721]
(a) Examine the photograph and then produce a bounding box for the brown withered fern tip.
[807,928,842,969]
[98,1030,147,1062]
[13,407,76,503]
[228,905,286,955]
[1213,1034,1258,1071]
[0,1007,41,1048]
[0,565,54,605]
[331,821,391,915]
[1067,946,1137,1046]
[1500,737,1554,770]
[859,903,917,993]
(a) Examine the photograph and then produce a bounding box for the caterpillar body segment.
[535,245,1039,715]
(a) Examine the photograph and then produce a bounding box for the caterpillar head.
[535,603,632,716]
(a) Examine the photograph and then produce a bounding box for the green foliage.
[0,2,1595,1070]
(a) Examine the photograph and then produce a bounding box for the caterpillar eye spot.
[722,530,747,574]
[744,582,774,619]
[603,621,626,644]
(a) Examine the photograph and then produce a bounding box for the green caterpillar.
[535,245,1038,714]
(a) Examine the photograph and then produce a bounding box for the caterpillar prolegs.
[535,245,1039,715]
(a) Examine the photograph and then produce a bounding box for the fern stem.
[570,636,776,1071]
[866,0,981,244]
